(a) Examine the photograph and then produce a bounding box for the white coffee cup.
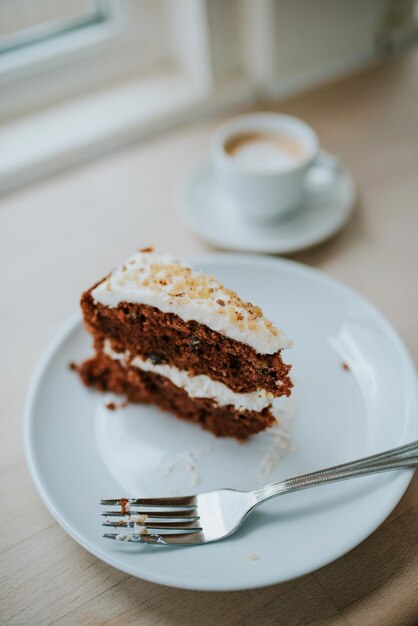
[211,113,321,223]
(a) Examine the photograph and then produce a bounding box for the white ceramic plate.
[179,153,356,254]
[25,255,417,591]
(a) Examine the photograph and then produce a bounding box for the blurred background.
[1,0,418,193]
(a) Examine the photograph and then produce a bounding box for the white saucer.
[179,152,356,254]
[25,254,417,591]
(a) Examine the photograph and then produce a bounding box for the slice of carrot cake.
[77,247,292,440]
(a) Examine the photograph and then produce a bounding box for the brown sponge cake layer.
[78,351,276,440]
[81,287,292,397]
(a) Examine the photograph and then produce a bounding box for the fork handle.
[254,439,418,498]
[253,456,418,504]
[279,439,418,487]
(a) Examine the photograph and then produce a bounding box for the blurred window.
[0,0,174,121]
[0,0,109,54]
[1,0,417,194]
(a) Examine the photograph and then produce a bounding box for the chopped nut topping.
[169,279,187,295]
[102,249,284,341]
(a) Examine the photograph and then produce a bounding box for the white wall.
[237,0,391,96]
[271,0,389,83]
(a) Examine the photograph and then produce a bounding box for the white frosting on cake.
[103,340,273,412]
[91,249,291,354]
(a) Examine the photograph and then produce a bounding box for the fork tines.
[100,497,196,508]
[100,496,202,545]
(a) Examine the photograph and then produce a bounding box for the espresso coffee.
[225,132,306,171]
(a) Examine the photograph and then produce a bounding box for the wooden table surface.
[1,49,418,626]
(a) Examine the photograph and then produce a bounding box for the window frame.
[0,0,180,121]
[0,0,122,79]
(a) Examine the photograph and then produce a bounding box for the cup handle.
[305,150,340,199]
[311,150,340,172]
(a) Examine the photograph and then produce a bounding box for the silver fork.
[101,439,418,545]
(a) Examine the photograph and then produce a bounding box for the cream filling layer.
[103,340,273,412]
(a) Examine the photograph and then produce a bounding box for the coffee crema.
[224,132,306,172]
